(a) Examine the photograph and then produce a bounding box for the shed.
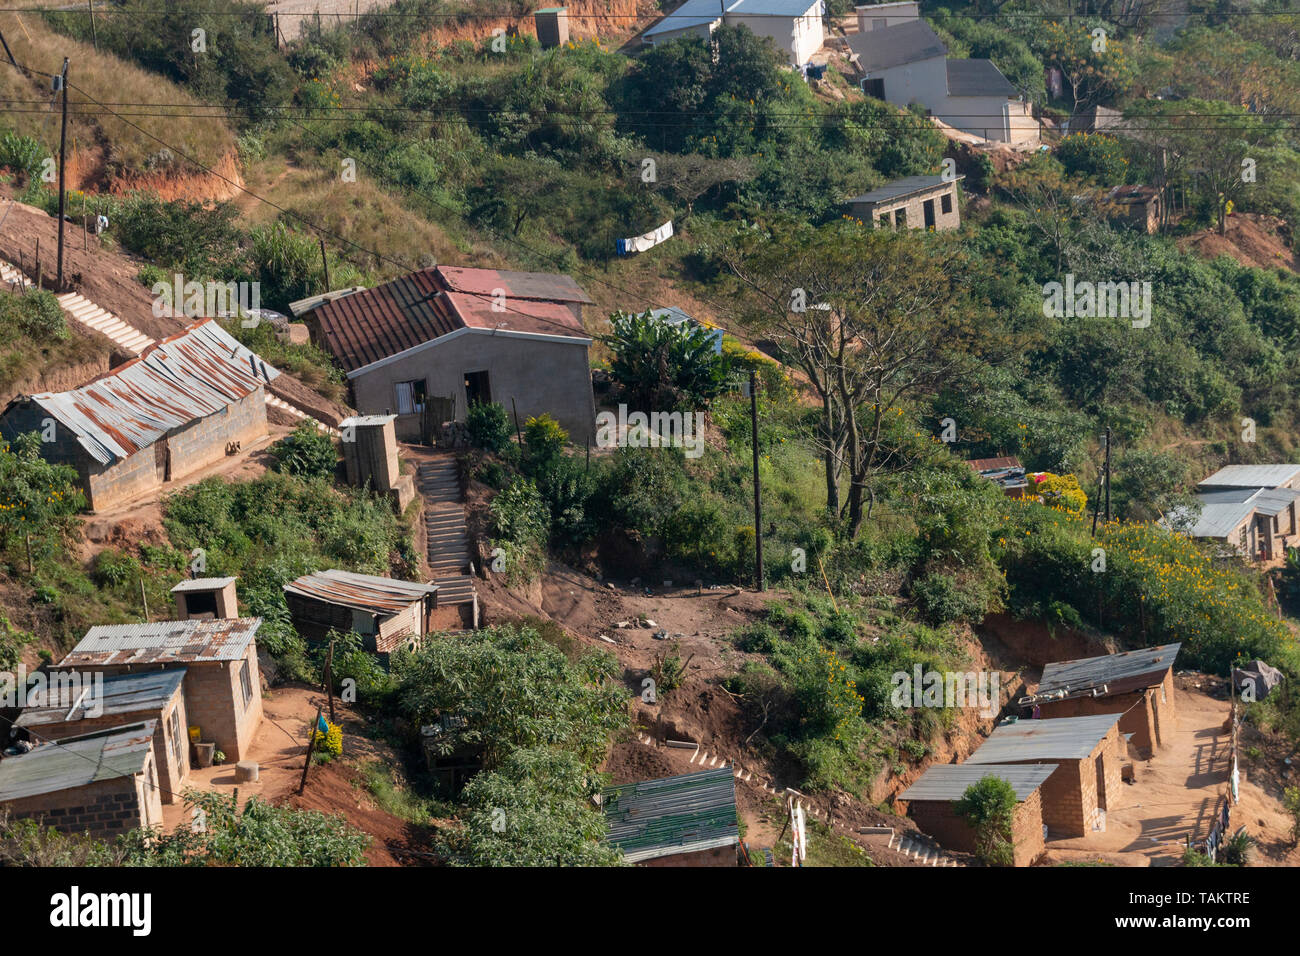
[170,577,239,621]
[602,767,740,866]
[0,721,163,837]
[898,762,1055,865]
[284,569,440,655]
[1022,644,1179,757]
[306,266,597,444]
[0,319,278,512]
[966,712,1126,837]
[52,618,264,762]
[15,670,190,805]
[965,456,1028,496]
[848,174,963,231]
[640,0,824,66]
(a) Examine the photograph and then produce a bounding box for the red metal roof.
[313,266,591,373]
[965,456,1023,472]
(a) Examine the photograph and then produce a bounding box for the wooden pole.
[511,398,523,446]
[319,237,331,292]
[82,193,88,251]
[87,1,98,51]
[34,239,40,290]
[323,638,336,724]
[1103,426,1112,525]
[749,370,764,592]
[298,705,322,794]
[56,58,69,291]
[25,534,32,574]
[0,28,16,67]
[138,577,149,621]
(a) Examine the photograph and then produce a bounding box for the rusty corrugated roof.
[15,319,278,466]
[0,721,156,801]
[283,569,438,616]
[313,266,591,374]
[56,618,262,667]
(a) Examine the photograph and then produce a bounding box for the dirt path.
[1043,678,1298,866]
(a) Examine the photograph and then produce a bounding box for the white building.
[846,18,1037,144]
[640,0,825,67]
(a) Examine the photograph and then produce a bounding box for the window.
[395,379,427,415]
[239,660,253,711]
[940,193,953,215]
[894,207,908,228]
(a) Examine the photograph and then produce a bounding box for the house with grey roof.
[845,17,1037,144]
[0,721,163,838]
[640,0,825,67]
[966,712,1126,837]
[1163,464,1300,561]
[899,763,1054,865]
[847,173,963,230]
[602,767,740,865]
[1020,644,1180,757]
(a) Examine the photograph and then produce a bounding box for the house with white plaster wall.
[846,17,1037,144]
[640,0,825,67]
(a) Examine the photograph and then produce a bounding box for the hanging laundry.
[616,220,674,256]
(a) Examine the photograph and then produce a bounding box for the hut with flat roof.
[898,762,1055,866]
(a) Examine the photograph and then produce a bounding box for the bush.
[1054,133,1129,184]
[0,131,44,183]
[271,422,338,481]
[954,776,1017,866]
[467,402,513,452]
[912,571,994,626]
[311,719,344,760]
[92,549,140,589]
[15,290,68,341]
[524,414,568,466]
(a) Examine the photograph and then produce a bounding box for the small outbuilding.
[0,320,278,513]
[965,712,1126,837]
[170,577,239,621]
[1022,643,1180,758]
[602,767,740,866]
[14,670,189,805]
[0,721,163,837]
[848,174,963,231]
[898,762,1055,866]
[284,569,442,655]
[52,618,264,763]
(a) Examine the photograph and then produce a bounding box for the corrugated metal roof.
[0,721,155,801]
[14,319,279,466]
[1250,487,1300,516]
[58,618,262,667]
[288,286,367,317]
[339,415,396,429]
[1172,498,1255,539]
[642,0,727,38]
[849,174,959,205]
[313,267,590,374]
[947,58,1018,97]
[847,19,946,71]
[602,767,738,863]
[965,713,1122,763]
[284,569,437,616]
[16,670,185,728]
[169,576,237,593]
[1199,464,1300,489]
[898,762,1057,802]
[1036,644,1180,698]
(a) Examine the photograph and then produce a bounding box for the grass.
[0,287,108,403]
[773,815,875,867]
[358,758,446,825]
[0,12,235,178]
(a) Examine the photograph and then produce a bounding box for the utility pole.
[87,1,98,51]
[749,370,765,592]
[1103,425,1112,524]
[55,58,69,292]
[319,237,331,292]
[0,28,16,67]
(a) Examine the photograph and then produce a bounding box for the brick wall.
[23,694,189,805]
[1152,668,1176,748]
[1040,691,1156,757]
[58,648,263,761]
[4,754,161,838]
[850,183,961,232]
[909,791,1046,866]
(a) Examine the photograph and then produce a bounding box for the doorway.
[1094,753,1107,810]
[464,370,492,408]
[923,199,936,228]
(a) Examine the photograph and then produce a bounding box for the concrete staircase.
[56,291,155,355]
[265,392,339,436]
[418,458,478,612]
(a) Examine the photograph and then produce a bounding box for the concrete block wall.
[1041,691,1156,757]
[852,184,961,232]
[3,761,158,838]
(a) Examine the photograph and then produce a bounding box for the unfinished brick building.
[1021,643,1180,758]
[15,670,189,805]
[0,722,163,837]
[53,619,264,762]
[899,763,1055,866]
[966,712,1126,837]
[0,320,278,513]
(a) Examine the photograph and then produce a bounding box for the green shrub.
[271,422,338,481]
[16,290,68,341]
[0,131,44,183]
[92,549,140,589]
[467,401,513,452]
[954,776,1017,866]
[524,414,568,466]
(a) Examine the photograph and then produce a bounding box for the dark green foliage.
[604,310,728,411]
[954,776,1017,866]
[467,402,513,452]
[271,421,339,482]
